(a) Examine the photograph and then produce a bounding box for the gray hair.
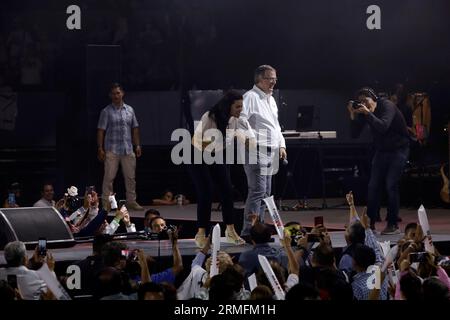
[4,241,27,267]
[254,65,276,84]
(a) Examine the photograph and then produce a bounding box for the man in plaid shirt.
[351,244,388,300]
[97,83,143,210]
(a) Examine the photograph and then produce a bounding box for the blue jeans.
[367,147,409,227]
[241,163,272,236]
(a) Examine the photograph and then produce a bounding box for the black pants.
[189,163,234,230]
[367,146,409,227]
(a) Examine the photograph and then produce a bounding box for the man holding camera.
[348,87,410,235]
[97,83,143,211]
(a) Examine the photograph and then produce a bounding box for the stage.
[1,198,449,265]
[127,197,450,234]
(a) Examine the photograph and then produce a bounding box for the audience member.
[238,222,289,277]
[33,183,56,207]
[0,241,54,300]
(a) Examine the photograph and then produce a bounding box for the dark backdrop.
[0,0,449,206]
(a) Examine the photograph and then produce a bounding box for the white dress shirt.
[0,265,47,300]
[239,85,286,149]
[33,198,55,207]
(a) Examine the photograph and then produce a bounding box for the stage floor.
[1,198,449,264]
[129,198,450,234]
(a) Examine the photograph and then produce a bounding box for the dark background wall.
[0,0,449,206]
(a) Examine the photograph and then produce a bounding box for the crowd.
[1,182,449,301]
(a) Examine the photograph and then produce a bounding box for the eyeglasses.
[263,77,278,82]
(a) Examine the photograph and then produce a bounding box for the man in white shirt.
[33,183,56,207]
[239,65,287,238]
[0,241,47,300]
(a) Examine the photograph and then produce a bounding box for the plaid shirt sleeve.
[130,107,139,128]
[365,229,384,265]
[97,108,108,130]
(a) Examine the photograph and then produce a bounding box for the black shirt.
[351,98,410,151]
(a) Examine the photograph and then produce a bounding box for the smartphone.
[38,237,47,257]
[121,249,129,259]
[307,233,322,243]
[409,252,427,263]
[118,200,126,210]
[314,216,324,226]
[8,193,15,206]
[7,274,18,289]
[128,249,139,261]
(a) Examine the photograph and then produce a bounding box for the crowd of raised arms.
[1,182,449,301]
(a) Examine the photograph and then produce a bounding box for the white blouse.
[192,111,256,153]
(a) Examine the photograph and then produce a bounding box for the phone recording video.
[409,252,427,263]
[121,249,138,261]
[314,216,324,226]
[7,274,18,290]
[307,233,322,243]
[38,237,47,257]
[118,200,127,210]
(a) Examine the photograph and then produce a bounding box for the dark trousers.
[367,146,409,227]
[190,163,234,230]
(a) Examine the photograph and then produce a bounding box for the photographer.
[348,87,409,234]
[149,226,183,284]
[146,216,171,240]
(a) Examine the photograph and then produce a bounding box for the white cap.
[67,186,78,197]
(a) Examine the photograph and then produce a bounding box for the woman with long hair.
[190,90,255,248]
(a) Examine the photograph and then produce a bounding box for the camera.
[165,224,177,234]
[66,194,82,212]
[349,100,363,109]
[147,224,177,240]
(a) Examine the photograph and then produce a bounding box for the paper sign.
[248,273,257,292]
[418,205,435,254]
[378,241,391,258]
[366,265,381,290]
[209,223,221,278]
[258,255,285,300]
[263,196,285,240]
[36,263,71,300]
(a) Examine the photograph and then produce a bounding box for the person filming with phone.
[348,87,410,235]
[0,241,55,300]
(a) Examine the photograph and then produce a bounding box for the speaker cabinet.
[0,207,75,250]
